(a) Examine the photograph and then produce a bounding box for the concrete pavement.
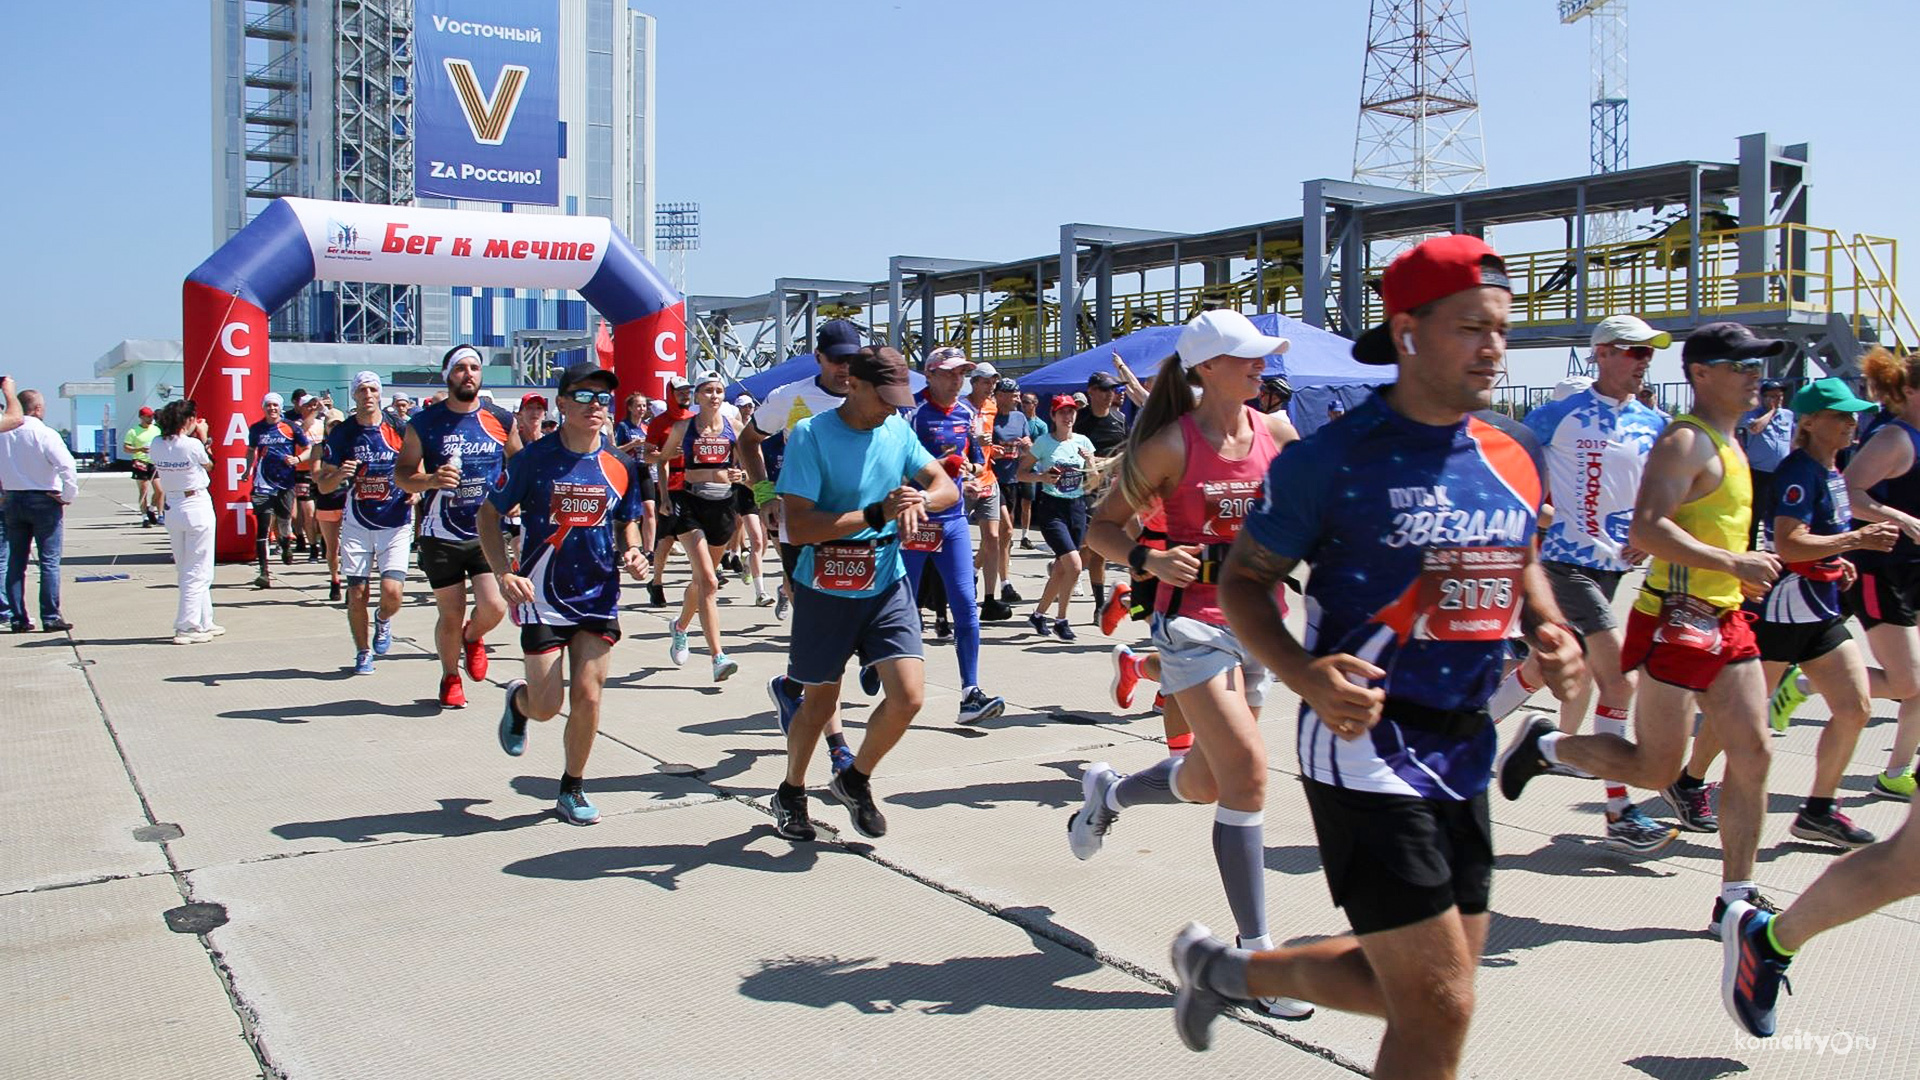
[4,475,1915,1078]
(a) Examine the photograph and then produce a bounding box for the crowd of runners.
[88,234,1920,1078]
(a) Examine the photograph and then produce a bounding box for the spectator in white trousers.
[148,400,222,644]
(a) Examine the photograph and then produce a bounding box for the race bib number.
[902,522,944,552]
[1200,478,1262,540]
[814,541,878,592]
[550,482,608,526]
[1410,547,1525,641]
[1054,466,1083,496]
[1654,591,1724,652]
[354,474,393,501]
[691,434,732,466]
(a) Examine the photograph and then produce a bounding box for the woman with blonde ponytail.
[1069,310,1312,1021]
[1839,348,1920,798]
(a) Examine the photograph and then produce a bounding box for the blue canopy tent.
[727,355,926,403]
[1016,313,1392,435]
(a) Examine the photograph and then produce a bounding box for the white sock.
[1538,730,1566,765]
[1488,668,1542,720]
[1721,879,1755,904]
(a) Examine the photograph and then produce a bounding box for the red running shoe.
[440,673,467,709]
[1111,644,1141,710]
[1100,583,1133,636]
[462,623,488,680]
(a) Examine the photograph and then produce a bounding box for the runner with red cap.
[1171,236,1584,1076]
[123,407,162,527]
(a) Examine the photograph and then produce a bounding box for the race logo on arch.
[416,0,558,205]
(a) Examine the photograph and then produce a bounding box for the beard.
[448,381,480,404]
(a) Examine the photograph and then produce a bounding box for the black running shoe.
[328,580,342,603]
[1496,715,1556,800]
[772,783,816,841]
[829,768,888,838]
[648,582,666,607]
[1709,888,1778,940]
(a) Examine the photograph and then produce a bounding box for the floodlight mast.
[1561,0,1630,246]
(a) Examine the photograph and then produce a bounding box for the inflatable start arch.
[183,197,683,561]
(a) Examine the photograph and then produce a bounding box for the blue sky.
[4,0,1916,396]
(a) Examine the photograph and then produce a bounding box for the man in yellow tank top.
[1500,322,1786,931]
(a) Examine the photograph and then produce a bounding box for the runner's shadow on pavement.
[64,552,173,566]
[885,765,1084,812]
[1264,845,1326,876]
[1478,911,1698,967]
[740,925,1164,1015]
[1623,1055,1749,1079]
[274,797,550,844]
[508,771,706,801]
[1499,836,1695,879]
[502,826,829,890]
[221,697,443,723]
[169,667,385,686]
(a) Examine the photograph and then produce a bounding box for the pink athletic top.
[1156,408,1279,627]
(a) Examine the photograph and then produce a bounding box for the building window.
[127,374,134,392]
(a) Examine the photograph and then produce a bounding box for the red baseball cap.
[1352,234,1511,365]
[1050,394,1080,412]
[520,393,548,410]
[138,406,155,418]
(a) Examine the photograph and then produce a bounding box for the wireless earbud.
[1401,332,1417,356]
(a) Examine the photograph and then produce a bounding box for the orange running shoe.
[1100,583,1133,636]
[1111,644,1141,710]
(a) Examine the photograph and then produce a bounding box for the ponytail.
[156,399,196,439]
[1862,346,1920,408]
[1116,354,1200,509]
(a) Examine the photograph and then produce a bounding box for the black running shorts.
[417,536,492,590]
[1302,778,1494,936]
[521,617,621,655]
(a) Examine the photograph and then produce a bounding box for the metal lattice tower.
[1353,0,1489,195]
[1560,0,1629,246]
[332,0,415,343]
[657,201,700,296]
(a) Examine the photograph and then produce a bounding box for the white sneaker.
[172,630,212,645]
[199,624,227,637]
[753,577,771,606]
[1236,934,1315,1020]
[1067,763,1120,860]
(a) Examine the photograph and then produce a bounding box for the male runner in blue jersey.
[1169,235,1583,1080]
[905,347,1007,725]
[245,392,309,588]
[315,371,413,675]
[397,345,522,708]
[481,361,647,826]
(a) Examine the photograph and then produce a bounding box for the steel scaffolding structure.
[1352,0,1489,195]
[331,0,415,344]
[1561,0,1629,244]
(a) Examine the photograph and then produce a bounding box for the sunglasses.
[564,390,615,406]
[1618,345,1655,360]
[1702,358,1766,374]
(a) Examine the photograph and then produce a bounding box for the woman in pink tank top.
[1070,311,1312,1019]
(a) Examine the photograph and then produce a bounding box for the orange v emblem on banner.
[443,59,530,145]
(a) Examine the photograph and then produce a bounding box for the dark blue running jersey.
[1242,392,1544,801]
[409,400,514,542]
[1754,449,1851,623]
[247,418,310,495]
[1854,419,1920,569]
[488,434,642,624]
[907,399,983,520]
[323,416,411,531]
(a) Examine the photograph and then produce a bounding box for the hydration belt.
[1381,697,1491,739]
[1161,542,1233,620]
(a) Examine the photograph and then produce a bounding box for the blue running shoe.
[1722,900,1792,1037]
[498,678,528,757]
[859,663,881,696]
[768,675,800,735]
[372,616,393,656]
[353,649,375,675]
[556,789,600,826]
[1052,618,1076,642]
[829,745,856,775]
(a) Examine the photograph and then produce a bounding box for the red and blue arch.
[183,197,683,560]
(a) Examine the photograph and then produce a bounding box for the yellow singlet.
[1635,414,1752,613]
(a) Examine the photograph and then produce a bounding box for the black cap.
[848,346,916,408]
[1086,372,1123,390]
[995,377,1019,393]
[1681,322,1789,364]
[1761,377,1788,392]
[557,360,618,394]
[816,319,864,358]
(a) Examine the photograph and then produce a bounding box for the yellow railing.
[871,221,1906,364]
